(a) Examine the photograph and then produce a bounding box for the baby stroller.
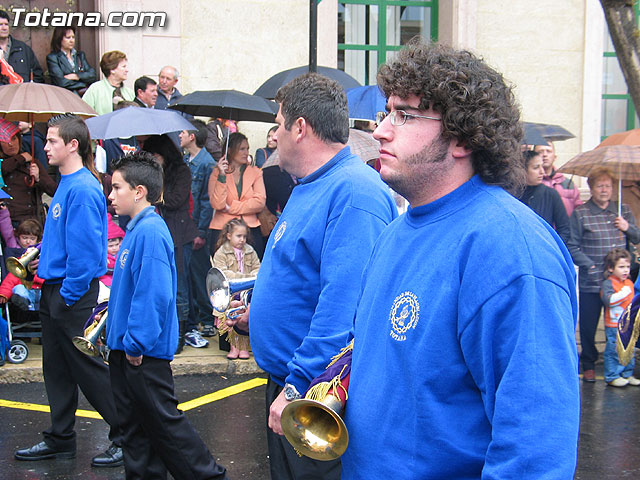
[1,306,29,364]
[0,241,40,364]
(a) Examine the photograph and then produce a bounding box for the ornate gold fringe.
[304,365,349,402]
[217,321,251,351]
[326,339,354,368]
[83,306,108,337]
[617,304,640,366]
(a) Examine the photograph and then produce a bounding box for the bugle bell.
[205,267,256,316]
[6,244,40,279]
[73,308,108,357]
[281,342,353,461]
[281,392,349,461]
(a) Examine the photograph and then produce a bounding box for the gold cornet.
[6,244,40,279]
[73,309,108,358]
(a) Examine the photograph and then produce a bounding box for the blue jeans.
[604,326,635,382]
[176,242,193,331]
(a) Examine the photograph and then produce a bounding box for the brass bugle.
[73,310,108,357]
[6,245,40,279]
[205,267,256,316]
[281,394,349,461]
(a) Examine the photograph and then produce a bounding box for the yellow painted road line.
[179,377,268,411]
[0,377,268,418]
[0,400,102,419]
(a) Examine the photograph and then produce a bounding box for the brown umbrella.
[0,82,97,195]
[262,128,379,169]
[0,82,97,122]
[558,145,640,215]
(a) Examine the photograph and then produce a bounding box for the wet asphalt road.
[0,368,639,479]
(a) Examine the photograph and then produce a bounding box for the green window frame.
[601,3,639,139]
[338,0,438,84]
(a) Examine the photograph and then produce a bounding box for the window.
[601,4,639,139]
[338,1,438,85]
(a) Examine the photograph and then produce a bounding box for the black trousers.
[189,239,215,328]
[40,280,122,450]
[108,350,228,480]
[265,377,341,480]
[579,292,604,371]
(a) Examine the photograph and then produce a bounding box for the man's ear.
[67,138,79,154]
[450,139,472,160]
[294,117,306,143]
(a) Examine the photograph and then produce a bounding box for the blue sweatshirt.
[250,146,397,392]
[106,207,178,360]
[38,167,107,305]
[341,176,580,479]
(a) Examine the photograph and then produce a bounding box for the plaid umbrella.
[558,145,640,215]
[0,118,19,143]
[558,145,640,181]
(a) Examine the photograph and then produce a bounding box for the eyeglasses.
[376,110,441,126]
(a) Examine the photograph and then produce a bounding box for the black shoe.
[15,441,76,461]
[91,443,123,468]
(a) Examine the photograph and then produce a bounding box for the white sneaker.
[624,376,640,386]
[184,330,209,348]
[608,377,629,387]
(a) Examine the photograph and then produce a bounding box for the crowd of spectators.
[1,13,637,378]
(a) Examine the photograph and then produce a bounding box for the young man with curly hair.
[340,40,580,479]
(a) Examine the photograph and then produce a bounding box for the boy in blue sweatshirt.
[106,152,227,479]
[15,114,123,468]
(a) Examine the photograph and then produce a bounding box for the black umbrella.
[254,66,361,99]
[168,90,278,122]
[522,122,549,146]
[168,90,278,158]
[524,121,575,143]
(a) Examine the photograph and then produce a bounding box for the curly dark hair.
[377,39,525,194]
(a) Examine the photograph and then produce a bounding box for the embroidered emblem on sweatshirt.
[273,221,286,248]
[52,203,61,219]
[119,249,129,269]
[389,291,419,342]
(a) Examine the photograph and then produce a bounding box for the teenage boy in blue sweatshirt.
[340,41,580,479]
[15,114,123,467]
[106,152,228,480]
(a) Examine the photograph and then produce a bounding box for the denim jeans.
[604,326,635,382]
[176,242,193,330]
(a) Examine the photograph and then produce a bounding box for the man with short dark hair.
[0,9,43,82]
[134,76,158,108]
[178,120,217,345]
[534,141,582,216]
[15,114,123,468]
[249,73,398,479]
[340,41,580,479]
